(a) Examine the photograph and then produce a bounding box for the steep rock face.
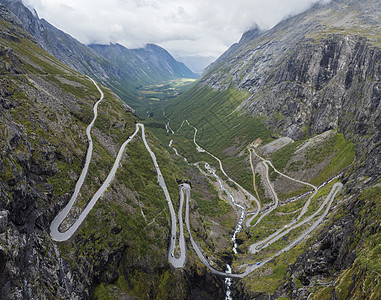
[247,35,381,139]
[0,0,112,78]
[0,0,42,40]
[200,0,381,181]
[0,51,96,300]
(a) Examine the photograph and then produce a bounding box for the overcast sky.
[23,0,331,60]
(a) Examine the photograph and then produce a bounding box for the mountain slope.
[0,0,197,111]
[0,0,142,104]
[167,0,380,181]
[201,0,380,138]
[0,6,226,299]
[90,43,198,84]
[163,0,381,298]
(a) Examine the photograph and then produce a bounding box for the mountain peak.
[238,25,263,44]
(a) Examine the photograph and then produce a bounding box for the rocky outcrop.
[0,54,91,299]
[0,46,24,74]
[282,203,357,298]
[278,184,381,299]
[200,0,381,181]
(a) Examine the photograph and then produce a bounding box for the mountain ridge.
[89,42,198,84]
[0,0,197,110]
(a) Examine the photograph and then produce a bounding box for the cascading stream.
[204,163,244,299]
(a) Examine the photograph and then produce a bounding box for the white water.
[169,139,187,162]
[204,163,245,254]
[168,122,247,291]
[204,163,244,298]
[225,265,233,300]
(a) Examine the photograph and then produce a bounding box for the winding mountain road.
[247,146,321,253]
[176,120,344,277]
[50,78,345,280]
[185,120,261,214]
[50,78,144,241]
[246,159,279,227]
[50,79,185,269]
[50,77,117,241]
[181,183,244,279]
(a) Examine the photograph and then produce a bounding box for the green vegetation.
[311,186,381,299]
[239,240,311,295]
[192,189,230,218]
[139,78,197,100]
[255,173,273,205]
[303,181,339,218]
[0,21,198,298]
[59,124,190,297]
[311,133,355,185]
[271,140,304,171]
[268,131,355,201]
[47,115,194,296]
[134,78,198,116]
[309,26,381,47]
[94,269,186,299]
[310,287,334,300]
[164,87,271,150]
[149,86,273,195]
[270,131,355,187]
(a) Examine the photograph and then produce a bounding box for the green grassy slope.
[158,86,272,195]
[0,16,224,299]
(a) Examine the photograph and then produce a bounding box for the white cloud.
[23,0,331,59]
